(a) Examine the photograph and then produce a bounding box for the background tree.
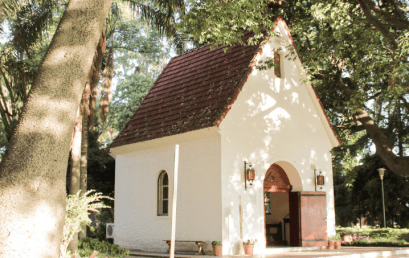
[351,155,409,227]
[0,0,113,257]
[0,0,63,159]
[3,0,407,255]
[282,0,409,177]
[181,0,409,225]
[183,0,409,177]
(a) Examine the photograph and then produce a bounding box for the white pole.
[170,144,179,258]
[239,195,245,255]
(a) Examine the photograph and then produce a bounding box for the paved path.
[126,247,409,258]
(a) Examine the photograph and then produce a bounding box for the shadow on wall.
[221,55,334,253]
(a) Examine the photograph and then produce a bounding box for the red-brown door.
[289,191,327,247]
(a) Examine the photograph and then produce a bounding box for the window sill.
[155,215,171,220]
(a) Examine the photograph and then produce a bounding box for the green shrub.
[78,238,130,258]
[87,208,114,241]
[60,190,113,257]
[336,227,409,247]
[336,227,409,241]
[329,234,341,241]
[343,238,407,247]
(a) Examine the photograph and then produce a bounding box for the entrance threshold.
[264,246,323,255]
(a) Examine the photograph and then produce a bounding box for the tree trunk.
[78,81,90,239]
[69,31,105,246]
[355,107,409,177]
[0,0,112,257]
[69,108,82,196]
[68,107,82,253]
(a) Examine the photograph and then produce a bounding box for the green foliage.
[350,155,409,227]
[183,0,277,48]
[328,234,341,241]
[343,238,408,247]
[60,191,113,257]
[95,3,175,145]
[212,241,222,246]
[336,227,409,241]
[108,73,155,134]
[286,0,409,224]
[87,209,115,241]
[0,0,63,158]
[78,238,130,258]
[243,239,257,245]
[87,129,115,196]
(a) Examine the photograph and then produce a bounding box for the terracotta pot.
[244,244,254,256]
[213,245,223,256]
[334,240,342,249]
[327,240,334,250]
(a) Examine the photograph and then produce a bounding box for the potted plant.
[212,241,222,256]
[328,234,341,250]
[333,234,342,249]
[243,239,257,256]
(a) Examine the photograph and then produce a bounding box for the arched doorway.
[263,164,292,247]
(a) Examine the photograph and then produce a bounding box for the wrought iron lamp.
[244,161,255,190]
[314,168,324,191]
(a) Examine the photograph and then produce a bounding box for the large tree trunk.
[355,107,409,177]
[69,31,105,249]
[0,1,112,257]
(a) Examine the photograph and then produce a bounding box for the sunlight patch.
[291,92,299,104]
[260,93,276,111]
[263,107,291,133]
[310,150,316,159]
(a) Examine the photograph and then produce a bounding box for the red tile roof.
[110,31,261,148]
[110,17,341,149]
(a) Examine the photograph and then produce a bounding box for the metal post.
[381,178,386,228]
[378,168,386,228]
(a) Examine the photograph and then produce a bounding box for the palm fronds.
[127,0,185,37]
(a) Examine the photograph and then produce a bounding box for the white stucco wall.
[113,129,222,253]
[219,21,337,255]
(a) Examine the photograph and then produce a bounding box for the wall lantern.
[244,161,255,190]
[314,168,324,191]
[264,192,271,215]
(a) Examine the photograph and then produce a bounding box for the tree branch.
[365,0,409,29]
[358,0,398,50]
[355,106,409,177]
[399,96,409,111]
[391,0,406,20]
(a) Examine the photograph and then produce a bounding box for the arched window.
[157,171,169,216]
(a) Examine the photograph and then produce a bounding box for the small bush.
[78,238,130,258]
[343,238,408,247]
[337,227,409,241]
[337,227,409,247]
[329,234,341,241]
[60,190,113,257]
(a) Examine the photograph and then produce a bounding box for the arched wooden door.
[264,164,292,246]
[264,164,328,247]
